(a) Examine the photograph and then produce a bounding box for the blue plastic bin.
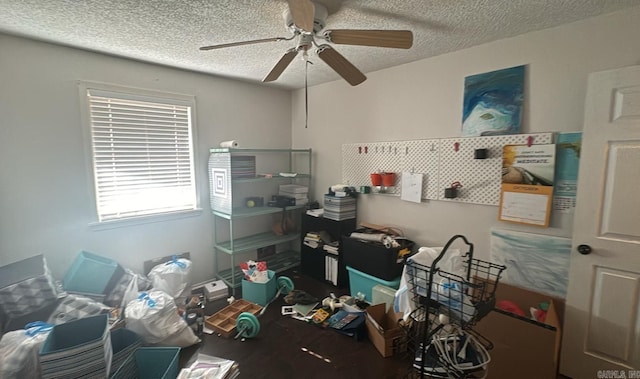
[111,347,180,379]
[110,328,142,376]
[63,251,124,295]
[346,266,401,303]
[242,270,277,306]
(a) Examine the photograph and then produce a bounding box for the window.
[83,84,197,222]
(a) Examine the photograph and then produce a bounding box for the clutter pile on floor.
[281,289,372,340]
[0,251,230,378]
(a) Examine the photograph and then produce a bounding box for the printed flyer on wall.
[553,132,582,214]
[499,144,556,227]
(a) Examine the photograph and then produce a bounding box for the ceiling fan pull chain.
[305,60,309,128]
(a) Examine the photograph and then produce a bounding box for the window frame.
[78,81,201,228]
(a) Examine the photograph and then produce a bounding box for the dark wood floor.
[0,267,571,378]
[179,269,575,379]
[179,268,413,379]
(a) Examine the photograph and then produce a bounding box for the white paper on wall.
[401,172,423,203]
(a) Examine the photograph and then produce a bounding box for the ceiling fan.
[199,0,414,86]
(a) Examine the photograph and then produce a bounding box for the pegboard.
[342,133,554,206]
[438,133,553,205]
[342,141,406,196]
[403,139,441,200]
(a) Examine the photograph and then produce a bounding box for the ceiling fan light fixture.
[300,49,310,62]
[296,32,314,51]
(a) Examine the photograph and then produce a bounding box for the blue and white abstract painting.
[490,228,570,298]
[462,65,525,137]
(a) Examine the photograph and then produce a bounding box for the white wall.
[2,5,639,285]
[0,34,292,283]
[293,6,640,260]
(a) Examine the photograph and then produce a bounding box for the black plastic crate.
[342,232,414,281]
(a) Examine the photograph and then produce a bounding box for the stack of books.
[323,195,356,221]
[323,241,340,255]
[325,255,338,286]
[279,184,309,206]
[303,232,321,248]
[303,230,332,249]
[230,155,256,179]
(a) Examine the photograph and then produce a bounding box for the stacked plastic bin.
[342,231,414,303]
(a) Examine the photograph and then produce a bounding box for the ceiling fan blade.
[263,48,299,82]
[199,37,288,51]
[323,29,413,49]
[316,45,366,86]
[287,0,315,33]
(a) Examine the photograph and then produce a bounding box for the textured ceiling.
[1,0,638,90]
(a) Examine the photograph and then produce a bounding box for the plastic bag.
[395,246,465,321]
[104,268,152,307]
[178,353,238,379]
[148,256,192,299]
[239,260,268,283]
[124,290,200,347]
[0,321,53,378]
[121,273,140,308]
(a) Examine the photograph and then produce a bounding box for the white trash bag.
[125,290,200,347]
[148,256,192,299]
[0,321,53,378]
[104,268,152,308]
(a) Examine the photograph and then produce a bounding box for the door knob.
[577,244,592,255]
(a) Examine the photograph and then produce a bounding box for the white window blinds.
[87,89,196,222]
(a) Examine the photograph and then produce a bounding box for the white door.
[561,65,640,378]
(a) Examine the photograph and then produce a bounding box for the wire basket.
[406,256,505,329]
[405,235,505,330]
[402,235,506,379]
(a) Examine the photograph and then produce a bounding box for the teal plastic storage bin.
[39,314,111,379]
[242,270,277,306]
[63,251,124,295]
[111,347,180,379]
[346,266,401,303]
[110,328,142,376]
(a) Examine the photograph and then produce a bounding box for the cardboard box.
[473,282,564,379]
[365,303,406,357]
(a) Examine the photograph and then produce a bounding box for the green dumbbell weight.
[235,312,260,340]
[277,276,294,295]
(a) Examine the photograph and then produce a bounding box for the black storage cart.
[402,235,506,379]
